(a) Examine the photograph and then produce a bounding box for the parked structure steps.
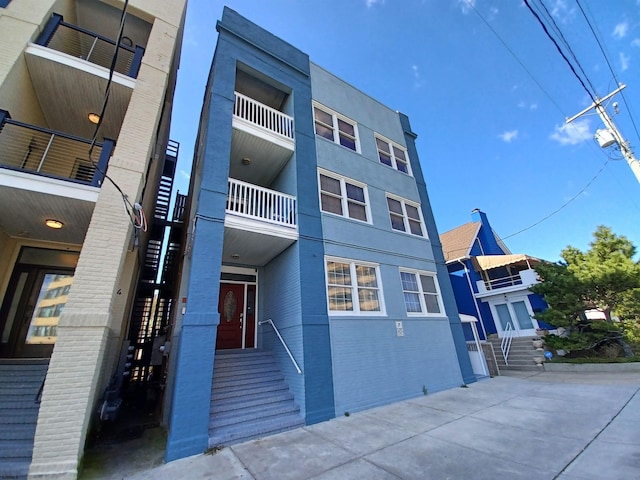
[209,349,304,448]
[487,335,544,372]
[0,359,49,480]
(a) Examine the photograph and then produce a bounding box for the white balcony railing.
[227,178,296,228]
[234,92,294,141]
[476,268,539,294]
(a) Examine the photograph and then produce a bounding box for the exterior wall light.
[88,113,101,124]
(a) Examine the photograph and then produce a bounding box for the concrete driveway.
[93,370,640,480]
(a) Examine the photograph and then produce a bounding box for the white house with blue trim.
[164,7,475,461]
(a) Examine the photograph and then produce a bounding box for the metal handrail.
[36,13,145,78]
[258,319,302,374]
[484,273,523,290]
[0,110,114,186]
[501,323,514,365]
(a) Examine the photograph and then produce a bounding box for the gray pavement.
[85,370,640,479]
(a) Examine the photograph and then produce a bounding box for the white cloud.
[499,130,518,142]
[412,64,422,88]
[632,38,640,47]
[548,0,575,23]
[366,0,384,7]
[458,0,476,14]
[179,169,191,180]
[550,118,592,145]
[530,103,538,110]
[517,101,537,110]
[613,22,629,39]
[620,52,630,71]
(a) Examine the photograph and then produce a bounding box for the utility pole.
[566,83,640,185]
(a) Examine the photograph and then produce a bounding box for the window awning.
[472,254,541,271]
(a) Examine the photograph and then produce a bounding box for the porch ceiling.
[223,225,296,267]
[230,128,293,188]
[25,45,133,142]
[0,173,96,245]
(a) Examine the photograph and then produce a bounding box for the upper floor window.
[313,103,359,152]
[386,195,426,237]
[375,135,410,174]
[319,170,369,223]
[326,258,384,314]
[400,270,444,315]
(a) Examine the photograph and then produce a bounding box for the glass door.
[492,298,537,337]
[1,247,77,358]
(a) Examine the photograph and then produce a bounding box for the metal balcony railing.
[35,13,145,79]
[227,178,296,228]
[0,110,114,187]
[234,92,294,141]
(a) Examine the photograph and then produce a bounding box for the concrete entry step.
[209,349,304,447]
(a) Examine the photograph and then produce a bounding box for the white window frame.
[318,169,371,224]
[375,134,412,175]
[386,194,427,238]
[325,257,386,316]
[399,269,445,317]
[313,102,360,153]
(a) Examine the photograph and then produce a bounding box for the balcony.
[35,13,145,79]
[24,14,140,142]
[230,92,295,188]
[475,268,540,297]
[0,110,114,245]
[223,178,298,266]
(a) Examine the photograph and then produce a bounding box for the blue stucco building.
[164,7,475,461]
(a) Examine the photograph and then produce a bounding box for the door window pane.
[25,273,73,345]
[495,303,513,331]
[513,301,534,329]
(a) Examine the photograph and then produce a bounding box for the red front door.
[216,283,245,349]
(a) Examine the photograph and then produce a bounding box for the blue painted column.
[398,113,476,385]
[165,58,235,460]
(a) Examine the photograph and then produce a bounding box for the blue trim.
[35,14,63,47]
[0,0,11,8]
[398,112,476,385]
[93,138,114,186]
[129,46,145,78]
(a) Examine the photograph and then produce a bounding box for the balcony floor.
[223,215,297,266]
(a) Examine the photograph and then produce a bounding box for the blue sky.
[169,0,640,262]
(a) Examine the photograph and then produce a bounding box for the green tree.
[531,226,640,355]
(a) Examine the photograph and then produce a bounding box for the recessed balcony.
[223,178,298,266]
[35,13,145,79]
[0,110,114,244]
[230,92,294,187]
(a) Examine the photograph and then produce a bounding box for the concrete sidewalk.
[86,371,640,480]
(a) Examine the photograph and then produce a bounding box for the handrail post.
[0,109,10,133]
[258,319,302,374]
[129,45,145,78]
[35,13,63,47]
[92,138,114,186]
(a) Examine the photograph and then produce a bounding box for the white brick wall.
[26,1,186,478]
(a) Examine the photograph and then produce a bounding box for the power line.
[536,0,597,97]
[575,0,640,145]
[502,159,610,240]
[524,0,596,103]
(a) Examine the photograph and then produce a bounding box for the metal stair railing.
[258,319,302,374]
[501,323,514,365]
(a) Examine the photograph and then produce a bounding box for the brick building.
[0,1,186,478]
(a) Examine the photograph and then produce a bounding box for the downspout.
[457,258,488,340]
